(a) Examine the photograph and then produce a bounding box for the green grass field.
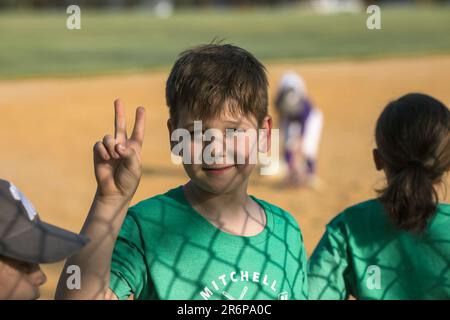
[0,5,449,78]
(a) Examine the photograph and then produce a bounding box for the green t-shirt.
[110,186,308,300]
[308,199,450,300]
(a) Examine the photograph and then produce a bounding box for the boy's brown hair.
[166,43,269,126]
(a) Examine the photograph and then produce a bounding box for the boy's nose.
[204,134,225,157]
[30,265,47,287]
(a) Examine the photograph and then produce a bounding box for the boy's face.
[0,256,47,300]
[169,105,271,194]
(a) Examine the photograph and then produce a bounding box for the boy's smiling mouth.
[201,164,236,174]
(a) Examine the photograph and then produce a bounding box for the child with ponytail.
[308,93,450,299]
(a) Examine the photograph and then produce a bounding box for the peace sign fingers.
[130,106,146,146]
[114,99,127,143]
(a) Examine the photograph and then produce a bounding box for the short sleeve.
[110,209,148,300]
[307,222,350,300]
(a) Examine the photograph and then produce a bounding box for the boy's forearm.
[55,192,130,300]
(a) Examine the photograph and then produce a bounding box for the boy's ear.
[373,148,384,171]
[167,118,176,152]
[167,118,173,133]
[258,115,273,153]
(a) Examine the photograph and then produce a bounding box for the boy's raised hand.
[55,100,145,300]
[93,99,146,200]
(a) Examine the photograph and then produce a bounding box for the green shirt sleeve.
[308,220,350,300]
[110,209,148,300]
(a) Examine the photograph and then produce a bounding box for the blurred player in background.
[275,72,323,188]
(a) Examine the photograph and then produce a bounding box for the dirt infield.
[1,55,449,299]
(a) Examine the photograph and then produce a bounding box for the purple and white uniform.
[275,72,323,176]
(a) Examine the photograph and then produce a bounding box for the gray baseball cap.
[0,179,88,264]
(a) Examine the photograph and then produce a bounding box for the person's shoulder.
[126,186,186,223]
[327,199,384,237]
[437,203,450,214]
[338,199,381,219]
[252,196,301,232]
[430,202,450,228]
[330,199,381,224]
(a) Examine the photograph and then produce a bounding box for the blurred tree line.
[0,0,443,8]
[0,0,301,8]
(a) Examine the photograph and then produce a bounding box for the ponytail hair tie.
[407,160,424,169]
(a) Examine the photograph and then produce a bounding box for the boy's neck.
[183,180,249,212]
[183,180,266,237]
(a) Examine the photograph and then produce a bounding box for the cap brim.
[1,220,89,264]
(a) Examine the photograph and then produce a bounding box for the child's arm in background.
[307,221,350,300]
[55,99,145,300]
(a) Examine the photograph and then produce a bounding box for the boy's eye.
[189,131,203,138]
[228,128,246,133]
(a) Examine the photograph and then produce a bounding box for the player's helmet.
[276,72,307,116]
